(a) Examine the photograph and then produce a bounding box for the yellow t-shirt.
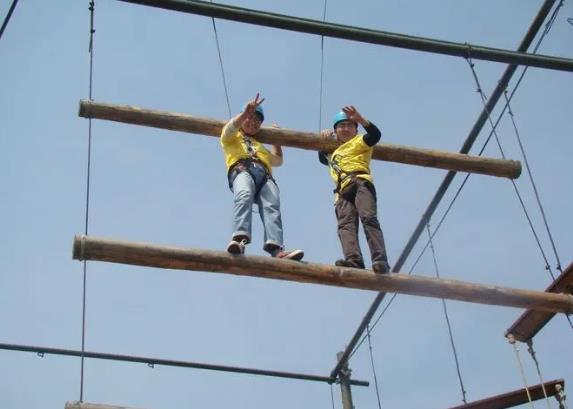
[328,134,374,192]
[220,128,274,174]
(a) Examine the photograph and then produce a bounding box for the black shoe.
[372,260,391,274]
[335,258,365,269]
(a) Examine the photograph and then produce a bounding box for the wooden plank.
[448,379,564,409]
[72,235,573,314]
[78,100,522,179]
[506,262,573,342]
[65,402,146,409]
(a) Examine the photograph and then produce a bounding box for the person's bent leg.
[335,190,364,267]
[258,180,303,260]
[355,180,389,273]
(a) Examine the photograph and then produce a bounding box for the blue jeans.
[230,163,283,252]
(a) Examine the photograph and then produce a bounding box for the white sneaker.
[274,249,304,261]
[227,239,247,255]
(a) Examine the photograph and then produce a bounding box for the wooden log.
[506,262,573,342]
[78,100,521,179]
[72,235,573,314]
[448,379,564,409]
[65,402,145,409]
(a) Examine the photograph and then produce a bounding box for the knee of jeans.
[234,187,254,203]
[261,201,280,215]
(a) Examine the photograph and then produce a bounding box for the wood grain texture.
[78,100,522,178]
[448,379,564,409]
[72,235,573,314]
[506,262,573,342]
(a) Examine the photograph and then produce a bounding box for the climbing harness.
[329,154,368,194]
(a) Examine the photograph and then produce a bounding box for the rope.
[465,53,558,282]
[555,384,568,409]
[330,382,336,409]
[403,0,565,287]
[318,0,328,132]
[366,324,383,409]
[508,335,535,409]
[0,0,19,41]
[80,0,96,401]
[209,1,232,117]
[526,340,552,409]
[426,224,468,404]
[503,89,562,272]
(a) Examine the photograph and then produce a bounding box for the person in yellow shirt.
[319,106,390,273]
[220,93,303,260]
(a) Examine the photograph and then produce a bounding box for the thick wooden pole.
[78,100,521,179]
[447,379,565,409]
[73,235,573,314]
[505,262,573,342]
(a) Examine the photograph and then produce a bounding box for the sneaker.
[274,249,304,261]
[335,258,365,269]
[227,239,247,255]
[372,260,391,274]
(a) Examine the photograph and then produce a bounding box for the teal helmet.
[333,111,355,129]
[254,105,264,122]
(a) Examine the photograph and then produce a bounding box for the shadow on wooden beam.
[72,235,573,314]
[448,379,565,409]
[506,262,573,342]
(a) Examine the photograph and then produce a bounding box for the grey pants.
[335,179,388,264]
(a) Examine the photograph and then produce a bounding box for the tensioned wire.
[465,47,572,330]
[80,0,96,401]
[0,0,20,40]
[427,224,467,404]
[210,0,232,118]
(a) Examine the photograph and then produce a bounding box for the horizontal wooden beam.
[66,402,144,409]
[79,100,521,179]
[448,379,565,409]
[72,235,573,314]
[115,0,573,73]
[506,262,573,342]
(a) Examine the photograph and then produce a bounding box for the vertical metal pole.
[337,351,355,409]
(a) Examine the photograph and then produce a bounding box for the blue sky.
[1,0,572,408]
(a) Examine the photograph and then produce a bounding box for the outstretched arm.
[221,93,265,142]
[342,105,381,146]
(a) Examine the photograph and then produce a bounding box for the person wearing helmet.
[220,93,304,260]
[318,105,390,274]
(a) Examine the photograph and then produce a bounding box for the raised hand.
[320,129,335,140]
[244,93,265,117]
[342,105,367,126]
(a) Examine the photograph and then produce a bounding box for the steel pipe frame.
[0,342,369,387]
[116,0,573,72]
